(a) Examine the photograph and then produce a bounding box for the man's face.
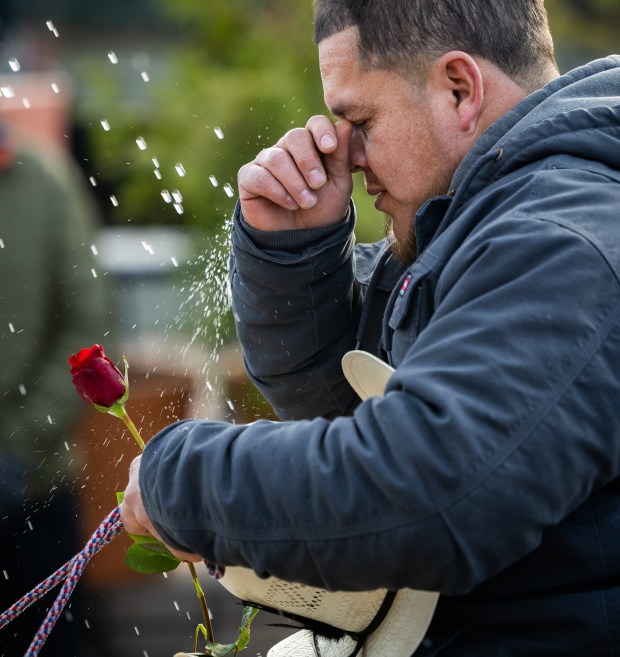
[319,28,460,263]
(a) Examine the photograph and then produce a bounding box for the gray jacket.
[141,57,620,655]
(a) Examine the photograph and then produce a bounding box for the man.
[122,1,620,654]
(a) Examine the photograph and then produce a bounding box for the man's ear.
[434,51,484,133]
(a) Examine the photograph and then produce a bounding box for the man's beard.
[384,215,417,265]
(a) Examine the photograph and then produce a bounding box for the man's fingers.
[238,115,352,230]
[120,455,157,536]
[239,161,300,209]
[275,125,330,190]
[250,145,320,209]
[120,456,204,562]
[305,116,352,182]
[325,119,353,178]
[305,115,338,154]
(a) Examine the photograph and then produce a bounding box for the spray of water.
[172,212,235,413]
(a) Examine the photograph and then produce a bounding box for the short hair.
[313,0,558,91]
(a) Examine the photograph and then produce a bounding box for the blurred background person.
[0,6,109,645]
[0,126,108,657]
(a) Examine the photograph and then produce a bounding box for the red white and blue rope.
[0,506,225,657]
[0,506,123,656]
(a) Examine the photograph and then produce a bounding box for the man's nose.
[349,131,368,173]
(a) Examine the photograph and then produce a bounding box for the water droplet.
[8,322,15,333]
[175,163,186,177]
[209,175,218,187]
[8,58,20,72]
[154,170,162,180]
[108,51,118,64]
[141,241,154,254]
[89,176,97,186]
[170,256,178,267]
[161,190,172,203]
[3,570,8,580]
[227,399,235,411]
[84,619,90,629]
[46,20,59,37]
[22,98,30,109]
[91,268,98,278]
[0,239,4,248]
[51,82,60,94]
[214,126,225,139]
[101,119,111,131]
[134,626,140,636]
[173,601,180,611]
[1,86,15,98]
[64,441,70,450]
[172,190,183,203]
[136,136,147,150]
[152,157,160,168]
[91,244,98,255]
[173,203,184,215]
[141,71,150,82]
[27,520,33,531]
[110,195,119,207]
[18,383,26,395]
[223,183,235,198]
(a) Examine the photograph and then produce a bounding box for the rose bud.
[69,344,128,410]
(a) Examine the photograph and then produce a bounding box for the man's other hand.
[120,454,203,563]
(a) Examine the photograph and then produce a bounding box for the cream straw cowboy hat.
[216,351,439,657]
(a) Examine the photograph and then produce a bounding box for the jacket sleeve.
[229,202,362,419]
[141,211,620,596]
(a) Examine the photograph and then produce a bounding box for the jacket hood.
[451,55,620,201]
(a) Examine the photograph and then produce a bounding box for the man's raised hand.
[238,116,353,231]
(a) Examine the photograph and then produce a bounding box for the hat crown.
[221,567,387,633]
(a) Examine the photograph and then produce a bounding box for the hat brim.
[266,588,439,657]
[219,351,438,657]
[341,350,395,401]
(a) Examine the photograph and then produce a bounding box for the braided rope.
[1,505,225,657]
[0,506,123,657]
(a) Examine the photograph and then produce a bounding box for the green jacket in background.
[0,143,108,510]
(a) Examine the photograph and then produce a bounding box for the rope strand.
[0,507,123,656]
[0,505,224,657]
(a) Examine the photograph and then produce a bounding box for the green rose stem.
[110,404,146,451]
[188,561,215,646]
[117,406,215,646]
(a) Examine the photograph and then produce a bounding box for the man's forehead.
[322,81,370,120]
[318,28,365,117]
[318,27,361,79]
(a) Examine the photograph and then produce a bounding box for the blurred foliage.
[547,0,620,67]
[79,0,619,240]
[71,0,618,360]
[81,0,384,243]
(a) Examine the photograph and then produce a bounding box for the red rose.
[69,344,127,409]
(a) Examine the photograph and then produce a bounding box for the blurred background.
[0,1,618,656]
